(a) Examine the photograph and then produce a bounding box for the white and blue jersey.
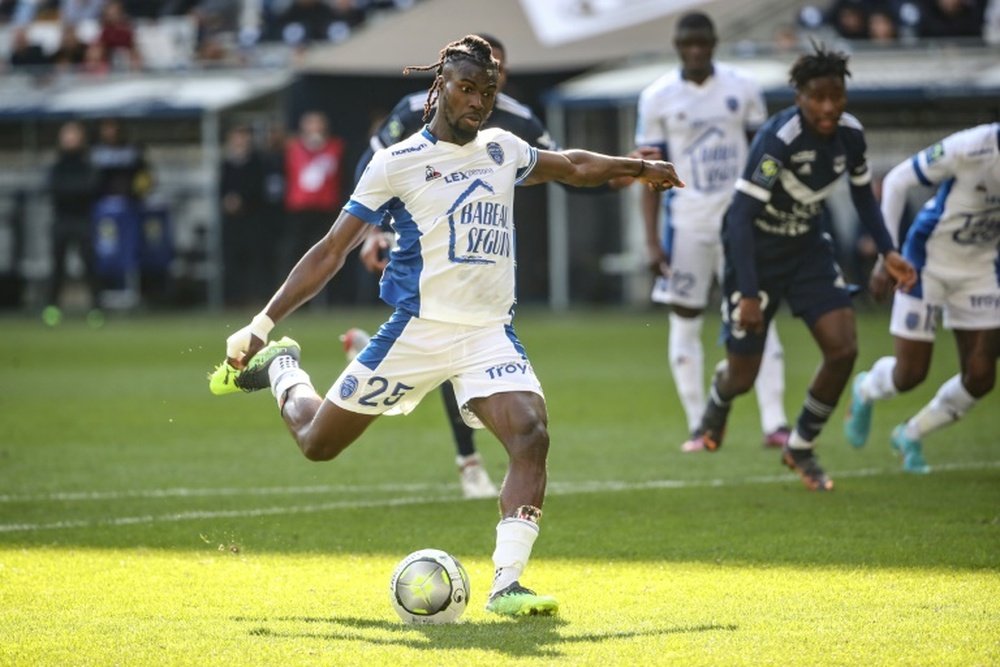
[635,63,766,233]
[346,127,537,327]
[882,122,1000,284]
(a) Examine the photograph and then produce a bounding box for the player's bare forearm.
[525,149,684,190]
[263,212,370,323]
[641,186,667,275]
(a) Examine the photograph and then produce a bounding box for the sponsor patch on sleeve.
[923,142,945,165]
[750,154,782,188]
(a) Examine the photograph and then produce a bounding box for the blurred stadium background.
[0,0,997,315]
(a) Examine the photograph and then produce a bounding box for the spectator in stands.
[60,0,106,25]
[276,0,337,45]
[282,111,348,303]
[220,125,269,305]
[827,0,870,39]
[95,0,142,70]
[868,6,900,42]
[51,25,89,71]
[918,0,986,39]
[8,26,50,71]
[44,120,100,325]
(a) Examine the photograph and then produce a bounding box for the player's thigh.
[664,229,720,309]
[785,242,853,329]
[326,314,451,418]
[449,323,546,429]
[720,258,785,356]
[309,398,382,448]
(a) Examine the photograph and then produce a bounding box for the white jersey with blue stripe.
[634,63,766,232]
[346,126,537,326]
[883,123,1000,281]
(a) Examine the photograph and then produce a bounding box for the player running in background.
[351,33,648,498]
[684,44,916,490]
[211,35,684,616]
[844,123,999,472]
[635,11,791,452]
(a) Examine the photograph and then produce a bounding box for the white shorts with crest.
[326,311,544,428]
[889,268,1000,342]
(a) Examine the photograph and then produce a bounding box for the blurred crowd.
[2,0,420,73]
[799,0,997,44]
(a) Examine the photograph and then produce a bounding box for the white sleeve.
[744,80,767,132]
[880,157,923,248]
[634,87,664,147]
[344,150,394,223]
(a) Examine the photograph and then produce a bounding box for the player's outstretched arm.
[523,149,684,191]
[225,211,371,368]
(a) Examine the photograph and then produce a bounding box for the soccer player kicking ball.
[684,44,916,491]
[845,123,1000,472]
[209,35,684,616]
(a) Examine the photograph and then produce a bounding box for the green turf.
[0,307,997,666]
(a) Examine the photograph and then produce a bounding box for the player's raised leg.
[468,390,558,617]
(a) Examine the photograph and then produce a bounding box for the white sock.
[905,374,976,439]
[755,320,788,434]
[860,356,899,402]
[490,518,539,596]
[269,355,312,407]
[788,428,814,450]
[668,312,705,433]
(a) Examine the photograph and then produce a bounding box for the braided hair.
[403,35,499,123]
[789,42,851,90]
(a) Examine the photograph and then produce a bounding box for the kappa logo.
[486,141,504,165]
[833,155,846,174]
[340,375,359,400]
[425,165,441,181]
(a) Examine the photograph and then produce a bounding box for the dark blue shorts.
[722,235,853,355]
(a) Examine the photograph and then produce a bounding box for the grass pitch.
[0,307,997,666]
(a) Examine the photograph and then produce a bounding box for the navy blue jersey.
[354,90,556,184]
[723,106,893,296]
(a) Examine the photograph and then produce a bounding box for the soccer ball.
[389,548,470,624]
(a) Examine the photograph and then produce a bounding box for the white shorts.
[326,311,545,428]
[651,227,723,309]
[889,268,1000,342]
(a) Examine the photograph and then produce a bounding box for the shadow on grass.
[231,615,737,658]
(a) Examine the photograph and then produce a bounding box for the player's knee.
[823,339,857,371]
[893,362,928,393]
[962,358,996,398]
[299,433,347,462]
[506,419,549,466]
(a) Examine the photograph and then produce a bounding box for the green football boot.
[485,582,558,617]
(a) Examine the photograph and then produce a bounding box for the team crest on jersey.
[726,96,739,112]
[751,154,781,187]
[425,165,441,181]
[486,142,504,165]
[924,142,945,165]
[340,375,359,399]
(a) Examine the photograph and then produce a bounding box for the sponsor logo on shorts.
[904,312,921,330]
[340,375,359,399]
[485,361,531,380]
[969,294,1000,309]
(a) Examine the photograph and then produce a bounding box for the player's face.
[796,75,847,138]
[674,27,715,81]
[435,60,498,144]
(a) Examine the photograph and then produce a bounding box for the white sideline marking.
[0,460,996,534]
